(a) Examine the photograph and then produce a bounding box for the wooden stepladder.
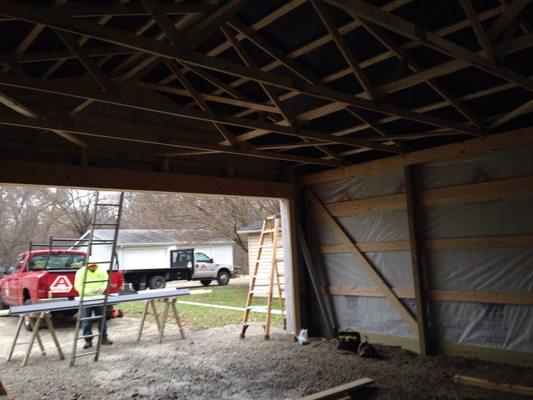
[7,312,64,367]
[137,298,185,343]
[240,215,286,339]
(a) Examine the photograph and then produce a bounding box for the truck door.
[170,249,194,279]
[2,255,24,305]
[193,252,215,279]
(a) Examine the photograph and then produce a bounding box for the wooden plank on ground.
[453,375,533,396]
[300,378,374,400]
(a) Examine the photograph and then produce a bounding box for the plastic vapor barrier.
[307,144,533,353]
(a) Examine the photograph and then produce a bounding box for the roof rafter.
[487,0,530,41]
[325,0,533,92]
[357,16,485,131]
[309,0,378,100]
[0,0,478,138]
[458,0,495,60]
[0,113,340,167]
[0,73,399,154]
[54,29,113,93]
[220,23,344,162]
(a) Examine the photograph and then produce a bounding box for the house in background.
[76,229,234,270]
[237,220,284,277]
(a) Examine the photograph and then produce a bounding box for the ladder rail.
[70,191,124,366]
[70,190,101,367]
[94,192,124,361]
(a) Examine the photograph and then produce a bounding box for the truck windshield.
[29,253,86,271]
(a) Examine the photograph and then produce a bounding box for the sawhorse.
[7,312,64,367]
[137,298,185,343]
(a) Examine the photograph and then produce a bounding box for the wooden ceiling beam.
[0,46,135,65]
[0,3,209,19]
[184,0,249,49]
[0,73,397,153]
[227,17,317,84]
[165,59,239,148]
[309,0,378,100]
[188,1,495,108]
[220,24,344,162]
[116,0,245,87]
[487,0,530,41]
[188,4,513,145]
[41,0,131,80]
[357,17,485,132]
[54,29,113,93]
[0,112,340,167]
[0,159,292,198]
[458,0,496,60]
[325,0,533,92]
[0,1,477,137]
[135,82,279,114]
[488,98,533,129]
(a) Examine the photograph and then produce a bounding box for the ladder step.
[80,315,104,321]
[75,350,98,358]
[78,334,100,340]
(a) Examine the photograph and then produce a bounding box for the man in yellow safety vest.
[74,263,114,349]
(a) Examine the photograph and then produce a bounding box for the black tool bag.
[336,330,361,352]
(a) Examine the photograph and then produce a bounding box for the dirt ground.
[0,316,531,400]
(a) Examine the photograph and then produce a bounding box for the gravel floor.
[0,316,531,399]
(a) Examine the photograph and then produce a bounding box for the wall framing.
[298,129,533,366]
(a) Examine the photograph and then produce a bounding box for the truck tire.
[148,275,166,290]
[23,299,35,332]
[200,280,212,286]
[217,270,230,286]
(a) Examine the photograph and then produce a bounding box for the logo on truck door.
[50,275,73,293]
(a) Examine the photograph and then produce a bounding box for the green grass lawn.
[119,285,284,331]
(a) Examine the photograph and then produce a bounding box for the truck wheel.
[23,299,35,332]
[148,275,166,290]
[217,270,230,286]
[200,280,212,286]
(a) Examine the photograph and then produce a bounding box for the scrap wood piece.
[300,378,374,400]
[453,374,533,397]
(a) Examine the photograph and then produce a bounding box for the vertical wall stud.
[404,165,430,355]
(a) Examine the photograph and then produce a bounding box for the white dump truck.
[120,248,234,290]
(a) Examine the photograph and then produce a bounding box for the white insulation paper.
[308,144,533,352]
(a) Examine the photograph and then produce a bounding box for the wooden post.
[404,165,430,355]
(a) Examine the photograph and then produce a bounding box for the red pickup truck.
[0,249,124,311]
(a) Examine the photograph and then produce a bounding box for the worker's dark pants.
[81,306,108,341]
